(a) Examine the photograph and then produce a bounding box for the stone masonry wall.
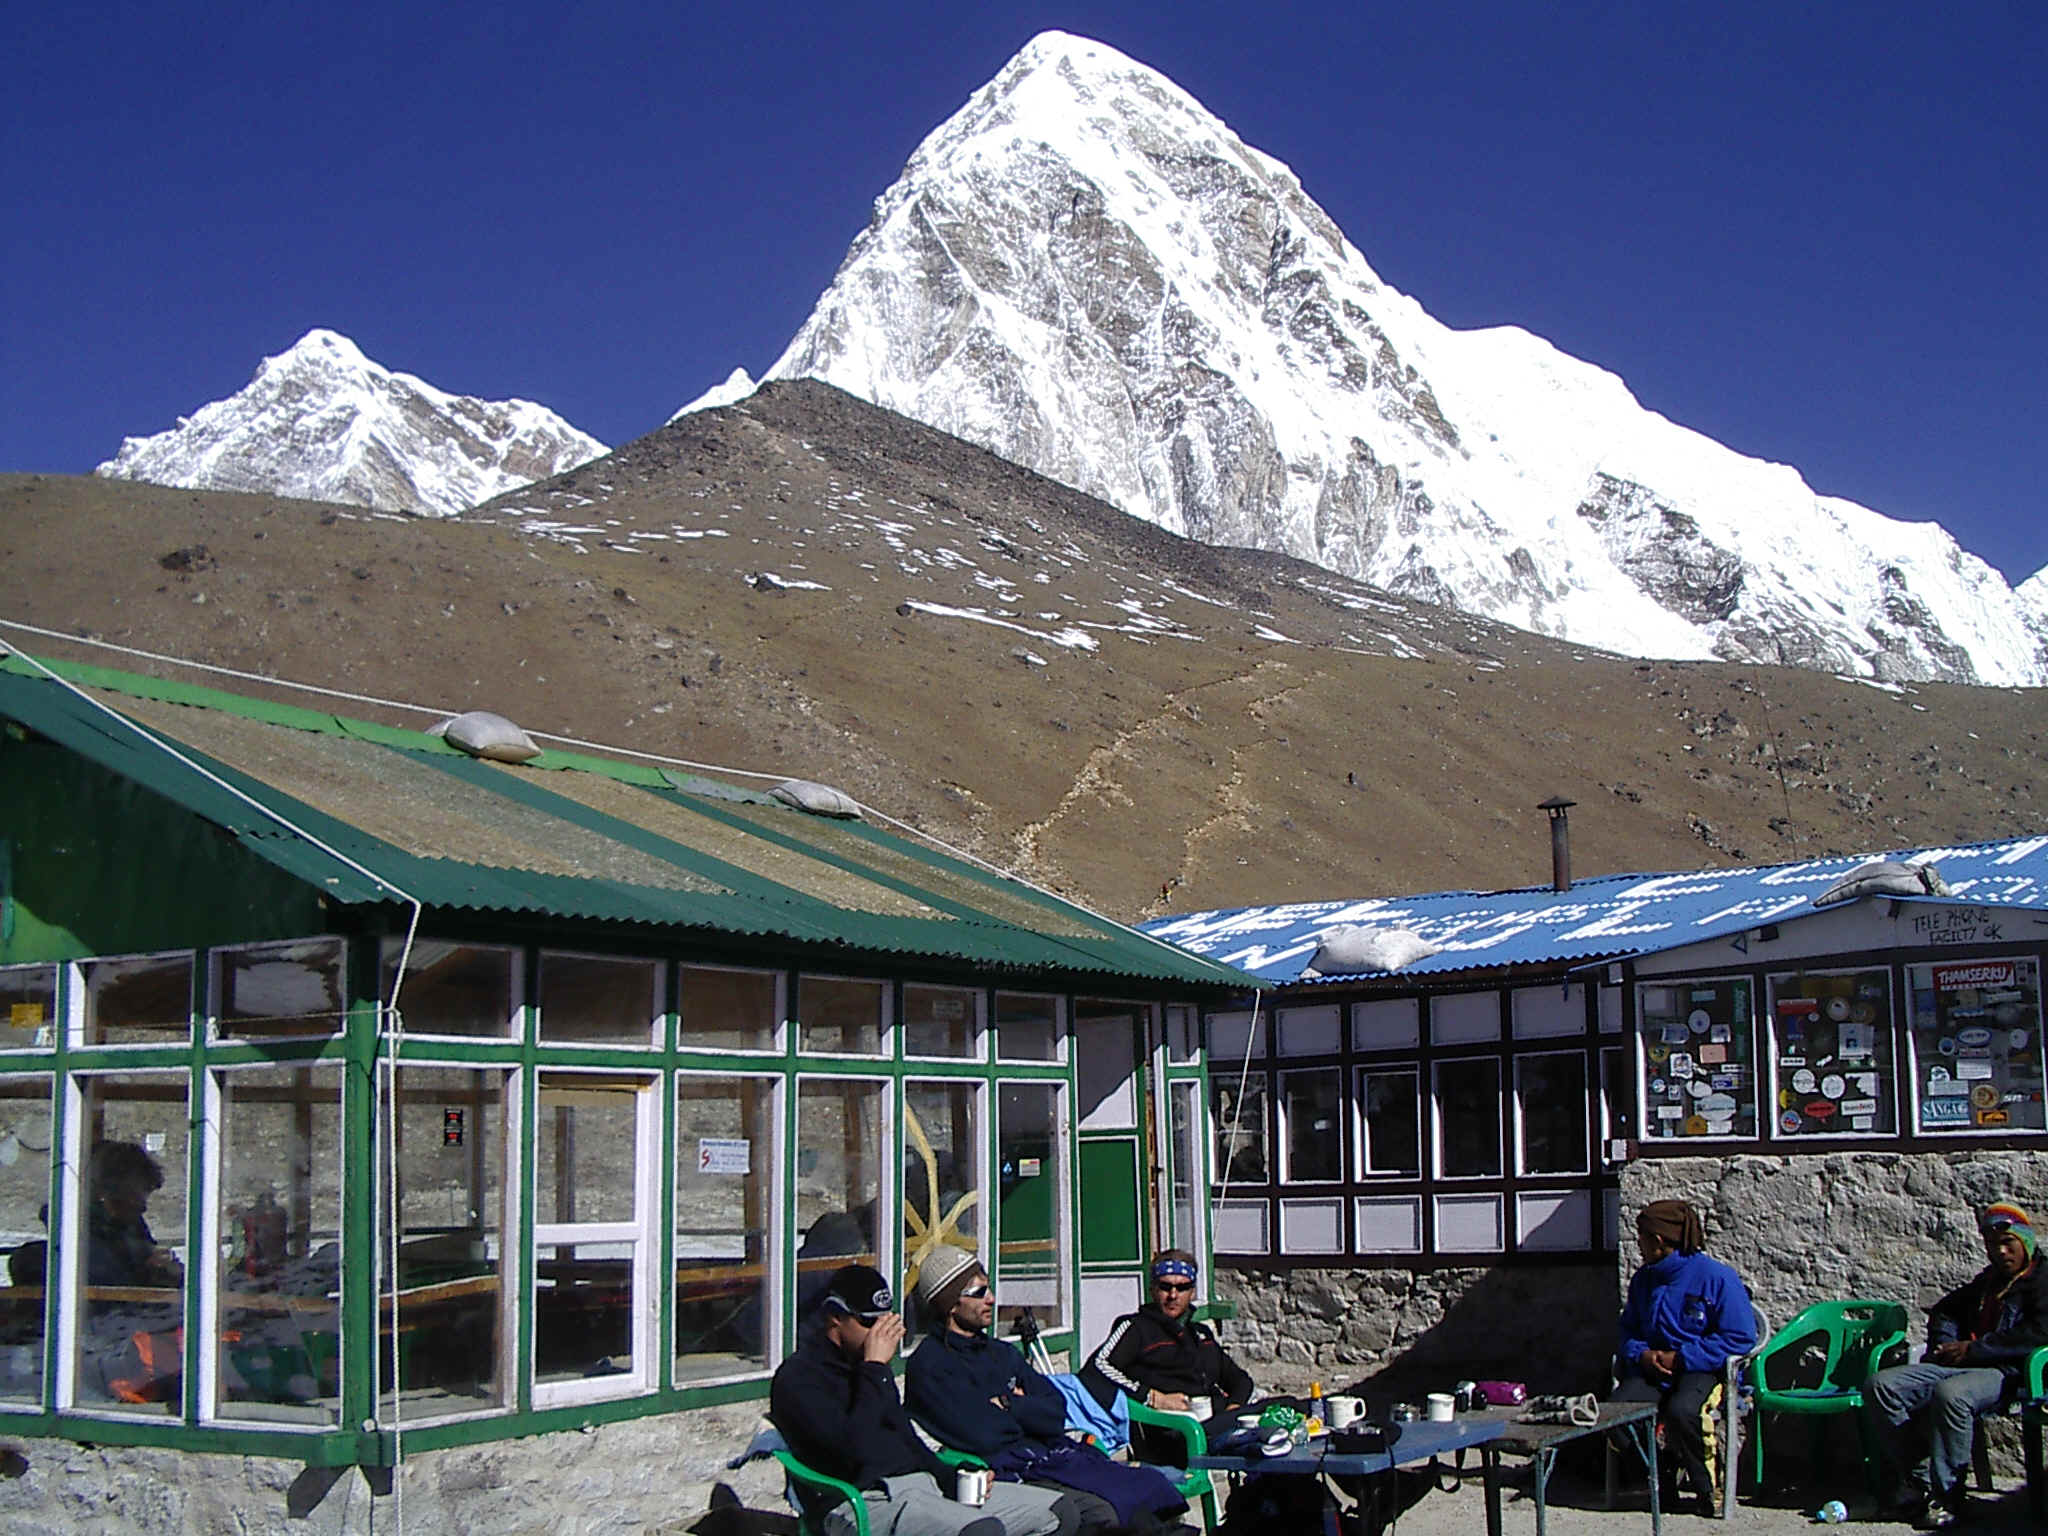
[0,1399,788,1536]
[1214,1259,1621,1394]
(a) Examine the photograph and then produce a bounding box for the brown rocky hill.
[5,380,2043,921]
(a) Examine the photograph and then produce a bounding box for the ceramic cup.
[1426,1392,1456,1422]
[1327,1395,1365,1429]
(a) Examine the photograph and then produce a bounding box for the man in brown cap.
[1610,1199,1758,1517]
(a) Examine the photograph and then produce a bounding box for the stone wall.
[1213,1259,1621,1394]
[1618,1149,2048,1338]
[0,1399,788,1536]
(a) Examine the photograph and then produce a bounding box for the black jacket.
[1080,1303,1254,1411]
[904,1326,1069,1457]
[1927,1257,2048,1376]
[770,1329,947,1490]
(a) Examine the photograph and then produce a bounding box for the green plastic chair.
[1125,1398,1223,1531]
[1967,1343,2048,1518]
[1749,1299,1910,1496]
[735,1425,988,1536]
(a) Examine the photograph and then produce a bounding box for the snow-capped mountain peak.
[768,31,2048,685]
[668,367,758,423]
[96,328,605,517]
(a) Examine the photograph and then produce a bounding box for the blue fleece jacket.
[1619,1248,1759,1379]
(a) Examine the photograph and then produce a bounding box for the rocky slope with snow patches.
[96,329,605,517]
[767,31,2048,687]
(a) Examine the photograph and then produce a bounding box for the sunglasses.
[959,1283,992,1299]
[1154,1280,1194,1293]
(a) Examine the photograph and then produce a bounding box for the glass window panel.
[1074,1004,1138,1130]
[995,992,1063,1063]
[903,1081,983,1334]
[377,1066,509,1418]
[1211,1073,1268,1185]
[538,952,661,1046]
[215,1066,343,1424]
[0,965,58,1052]
[1638,978,1756,1140]
[1165,1005,1200,1065]
[1907,958,2045,1134]
[798,976,885,1057]
[534,1074,649,1394]
[82,952,193,1045]
[1280,1068,1342,1182]
[794,1079,887,1315]
[1358,1068,1421,1177]
[679,965,778,1052]
[1768,968,1896,1137]
[675,1076,777,1383]
[995,1082,1067,1329]
[905,984,982,1059]
[381,943,516,1039]
[1166,1081,1202,1257]
[214,938,346,1040]
[71,1072,189,1414]
[1517,1053,1589,1175]
[1434,1057,1502,1178]
[0,1076,53,1404]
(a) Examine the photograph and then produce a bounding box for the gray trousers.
[828,1472,1068,1536]
[1864,1362,2007,1497]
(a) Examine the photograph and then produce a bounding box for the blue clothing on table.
[1619,1248,1758,1379]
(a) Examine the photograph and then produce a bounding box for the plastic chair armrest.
[1864,1328,1911,1380]
[1126,1398,1211,1457]
[2027,1345,2048,1401]
[773,1450,869,1536]
[933,1445,988,1470]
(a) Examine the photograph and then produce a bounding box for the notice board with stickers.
[1767,968,1896,1138]
[1907,957,2046,1134]
[1636,978,1757,1140]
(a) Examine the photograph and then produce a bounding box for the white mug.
[1186,1395,1212,1421]
[956,1467,990,1506]
[1327,1394,1365,1429]
[1426,1392,1456,1422]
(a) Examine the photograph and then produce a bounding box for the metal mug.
[1390,1402,1419,1423]
[956,1467,990,1506]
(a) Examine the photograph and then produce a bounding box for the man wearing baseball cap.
[905,1249,1187,1535]
[1865,1200,2048,1527]
[770,1262,1076,1536]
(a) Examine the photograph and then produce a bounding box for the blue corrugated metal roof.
[1143,835,2048,986]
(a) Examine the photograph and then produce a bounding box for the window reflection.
[797,976,884,1056]
[1435,1057,1502,1178]
[71,1073,189,1414]
[534,1075,649,1397]
[216,1066,342,1423]
[0,1076,51,1404]
[538,953,660,1046]
[995,993,1062,1062]
[996,1082,1066,1329]
[0,966,57,1052]
[1211,1074,1268,1185]
[83,953,194,1045]
[377,1066,508,1417]
[794,1079,886,1315]
[1517,1053,1589,1174]
[1167,1081,1202,1256]
[380,943,516,1039]
[215,939,346,1039]
[1281,1069,1343,1182]
[902,1081,981,1333]
[1359,1068,1421,1177]
[679,965,778,1052]
[675,1077,776,1383]
[904,984,981,1059]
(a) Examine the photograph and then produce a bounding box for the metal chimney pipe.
[1540,796,1576,892]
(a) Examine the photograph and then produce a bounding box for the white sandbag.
[770,779,864,819]
[435,710,542,764]
[1301,925,1440,978]
[1811,859,1950,908]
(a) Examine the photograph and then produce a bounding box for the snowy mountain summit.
[96,329,605,517]
[771,32,2047,685]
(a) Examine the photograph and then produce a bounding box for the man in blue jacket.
[1612,1198,1759,1517]
[904,1248,1186,1535]
[1865,1200,2048,1528]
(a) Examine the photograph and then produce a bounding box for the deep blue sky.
[7,2,2044,582]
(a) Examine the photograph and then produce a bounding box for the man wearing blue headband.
[1080,1250,1255,1460]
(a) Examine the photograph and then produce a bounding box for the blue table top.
[1190,1414,1506,1477]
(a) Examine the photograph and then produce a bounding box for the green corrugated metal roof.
[0,654,1251,989]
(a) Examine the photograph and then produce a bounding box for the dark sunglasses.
[959,1283,992,1299]
[1154,1279,1194,1293]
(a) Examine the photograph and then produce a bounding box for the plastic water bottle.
[1814,1499,1848,1524]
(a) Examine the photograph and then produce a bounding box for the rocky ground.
[6,382,2045,923]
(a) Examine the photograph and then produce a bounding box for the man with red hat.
[1866,1200,2048,1528]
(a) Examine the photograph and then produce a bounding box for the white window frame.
[1513,1049,1591,1177]
[207,936,348,1044]
[531,1068,661,1410]
[72,948,196,1048]
[1355,1064,1422,1179]
[676,962,786,1055]
[673,1070,785,1385]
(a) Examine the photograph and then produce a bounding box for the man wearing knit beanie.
[1865,1199,2048,1527]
